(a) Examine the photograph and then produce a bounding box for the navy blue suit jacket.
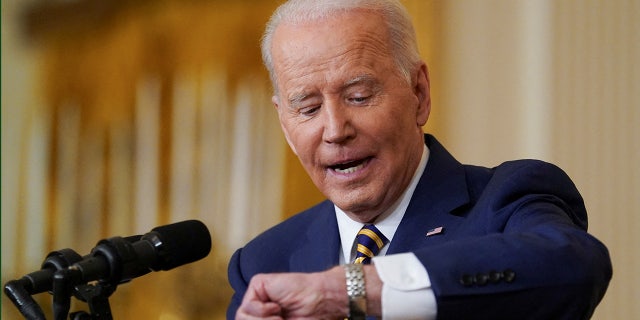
[227,135,612,319]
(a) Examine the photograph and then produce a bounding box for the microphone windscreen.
[149,220,212,270]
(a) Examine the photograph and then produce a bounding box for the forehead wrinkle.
[278,33,384,84]
[275,17,392,107]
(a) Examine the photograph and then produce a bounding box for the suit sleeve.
[226,249,246,320]
[415,161,612,320]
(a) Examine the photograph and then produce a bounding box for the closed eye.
[349,96,370,104]
[300,105,321,116]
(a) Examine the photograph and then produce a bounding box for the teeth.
[334,162,365,174]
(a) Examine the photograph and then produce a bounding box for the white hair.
[261,0,422,90]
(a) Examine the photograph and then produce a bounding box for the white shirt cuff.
[372,253,437,320]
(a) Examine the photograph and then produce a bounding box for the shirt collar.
[336,144,430,263]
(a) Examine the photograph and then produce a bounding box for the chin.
[330,192,381,215]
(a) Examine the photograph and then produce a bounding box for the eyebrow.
[288,92,312,107]
[343,74,377,88]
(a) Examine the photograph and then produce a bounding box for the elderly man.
[227,0,612,319]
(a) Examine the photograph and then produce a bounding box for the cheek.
[365,107,410,140]
[284,124,321,162]
[368,114,420,159]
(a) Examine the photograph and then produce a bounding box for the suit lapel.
[388,135,471,254]
[290,201,341,272]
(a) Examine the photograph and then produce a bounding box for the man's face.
[270,11,431,222]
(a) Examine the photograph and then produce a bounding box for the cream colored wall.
[434,1,639,318]
[550,1,639,318]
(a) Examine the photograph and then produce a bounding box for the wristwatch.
[344,264,366,320]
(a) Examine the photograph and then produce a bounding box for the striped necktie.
[354,224,389,264]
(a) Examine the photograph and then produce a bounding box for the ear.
[272,95,298,156]
[414,62,431,127]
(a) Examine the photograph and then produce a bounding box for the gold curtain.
[5,1,283,319]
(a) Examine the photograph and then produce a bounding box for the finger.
[238,300,282,317]
[243,274,273,303]
[236,310,283,320]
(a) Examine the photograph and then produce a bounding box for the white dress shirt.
[335,145,437,319]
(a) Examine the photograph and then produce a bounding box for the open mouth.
[329,157,371,174]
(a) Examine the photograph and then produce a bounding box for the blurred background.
[2,0,638,319]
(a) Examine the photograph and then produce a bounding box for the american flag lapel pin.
[426,226,444,237]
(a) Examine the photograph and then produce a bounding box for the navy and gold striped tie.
[354,224,389,264]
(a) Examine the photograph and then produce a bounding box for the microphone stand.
[68,282,116,320]
[52,267,116,320]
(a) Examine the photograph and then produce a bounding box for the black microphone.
[70,219,211,286]
[4,220,211,320]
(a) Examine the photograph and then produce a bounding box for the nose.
[322,101,355,144]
